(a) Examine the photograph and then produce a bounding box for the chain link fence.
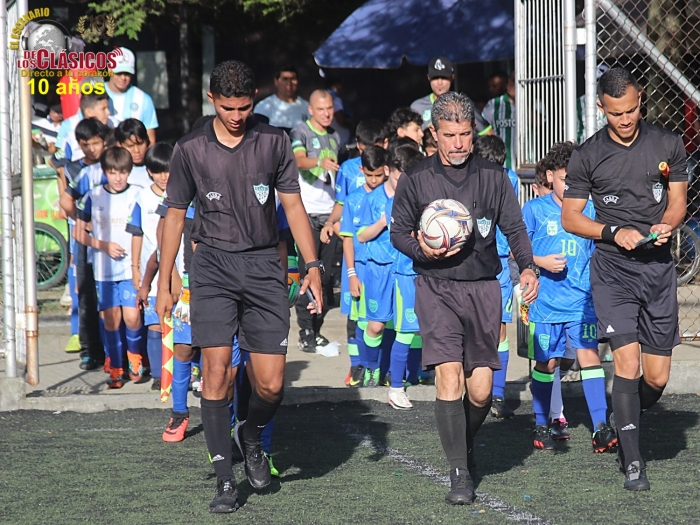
[596,0,700,339]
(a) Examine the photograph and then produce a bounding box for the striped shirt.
[482,94,517,171]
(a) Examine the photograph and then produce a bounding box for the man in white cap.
[107,47,159,144]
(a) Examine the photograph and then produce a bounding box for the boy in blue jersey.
[473,135,519,419]
[126,143,172,391]
[523,142,617,452]
[356,146,398,386]
[384,145,425,408]
[338,147,388,386]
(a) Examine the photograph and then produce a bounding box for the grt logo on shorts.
[602,195,619,205]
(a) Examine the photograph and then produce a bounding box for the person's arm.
[320,202,343,243]
[131,235,143,289]
[278,191,323,313]
[59,190,77,220]
[147,129,156,145]
[294,149,339,171]
[137,249,159,309]
[73,218,125,258]
[357,215,387,243]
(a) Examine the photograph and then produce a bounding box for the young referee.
[562,68,688,491]
[391,92,539,505]
[156,61,323,513]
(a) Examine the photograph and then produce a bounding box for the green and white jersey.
[482,94,517,170]
[576,95,608,144]
[290,120,340,215]
[410,93,437,130]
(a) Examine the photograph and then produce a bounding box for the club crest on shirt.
[538,334,550,351]
[312,137,321,150]
[253,184,269,205]
[130,102,139,111]
[547,221,558,236]
[652,182,663,203]
[477,217,492,237]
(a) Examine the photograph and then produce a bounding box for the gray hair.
[431,92,475,130]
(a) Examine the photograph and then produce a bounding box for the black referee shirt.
[565,120,687,258]
[164,117,300,253]
[391,153,533,281]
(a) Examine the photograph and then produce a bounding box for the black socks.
[201,397,234,480]
[435,399,468,471]
[639,376,664,411]
[612,376,643,469]
[468,394,492,443]
[241,388,282,447]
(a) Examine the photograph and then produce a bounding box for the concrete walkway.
[1,306,699,412]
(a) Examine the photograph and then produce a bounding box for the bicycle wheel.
[672,224,700,286]
[35,222,69,291]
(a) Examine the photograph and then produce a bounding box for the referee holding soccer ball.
[562,68,688,492]
[391,92,539,506]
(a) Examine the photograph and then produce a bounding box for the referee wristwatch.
[305,260,325,274]
[524,262,540,278]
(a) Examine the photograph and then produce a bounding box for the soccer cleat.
[624,461,650,491]
[266,454,280,477]
[79,356,104,371]
[348,365,365,387]
[64,334,81,353]
[127,353,145,383]
[102,356,111,373]
[233,421,272,490]
[550,418,570,441]
[107,367,124,389]
[532,425,556,450]
[490,397,515,419]
[363,368,380,387]
[315,333,330,348]
[162,412,189,443]
[388,387,413,410]
[150,377,161,392]
[445,468,475,505]
[379,374,391,387]
[298,329,316,353]
[592,422,618,453]
[344,367,353,387]
[208,478,239,513]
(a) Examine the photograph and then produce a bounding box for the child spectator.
[73,147,143,388]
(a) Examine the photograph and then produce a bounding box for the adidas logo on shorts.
[606,325,615,333]
[279,338,288,347]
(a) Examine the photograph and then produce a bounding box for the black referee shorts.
[590,249,680,356]
[190,245,290,354]
[415,275,501,372]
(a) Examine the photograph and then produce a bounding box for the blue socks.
[103,328,122,368]
[356,322,368,368]
[532,369,555,427]
[348,337,360,368]
[389,332,412,388]
[379,327,395,379]
[125,326,141,355]
[581,366,608,428]
[147,330,162,378]
[172,357,191,414]
[363,331,382,370]
[492,339,509,399]
[68,268,78,335]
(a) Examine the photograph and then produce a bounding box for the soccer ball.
[288,266,301,308]
[420,199,473,250]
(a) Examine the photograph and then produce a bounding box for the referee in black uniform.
[562,68,688,491]
[391,92,539,505]
[156,61,323,513]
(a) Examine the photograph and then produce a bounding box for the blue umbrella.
[314,0,514,69]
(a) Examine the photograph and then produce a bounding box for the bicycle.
[672,223,700,286]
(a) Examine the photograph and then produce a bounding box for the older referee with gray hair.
[391,92,539,505]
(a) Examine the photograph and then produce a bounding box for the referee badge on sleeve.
[253,184,270,205]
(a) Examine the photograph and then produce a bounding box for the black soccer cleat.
[490,397,515,419]
[550,418,570,441]
[532,425,556,450]
[208,478,240,513]
[233,421,271,490]
[624,461,650,491]
[592,422,618,453]
[298,329,316,353]
[315,333,330,348]
[445,468,475,505]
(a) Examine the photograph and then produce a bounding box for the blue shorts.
[497,259,513,323]
[340,258,352,316]
[96,280,138,312]
[173,314,192,345]
[232,335,242,368]
[394,274,419,332]
[364,261,393,322]
[528,320,598,362]
[144,296,160,327]
[350,261,367,322]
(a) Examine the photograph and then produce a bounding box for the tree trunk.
[180,3,190,135]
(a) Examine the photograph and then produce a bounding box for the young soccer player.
[357,146,397,387]
[385,107,424,144]
[127,143,173,391]
[338,146,389,386]
[473,135,519,419]
[384,145,425,408]
[115,118,152,189]
[74,147,144,388]
[523,141,617,452]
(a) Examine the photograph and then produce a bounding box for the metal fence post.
[564,0,578,143]
[0,0,15,379]
[584,0,598,141]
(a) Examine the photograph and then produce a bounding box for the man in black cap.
[411,56,455,130]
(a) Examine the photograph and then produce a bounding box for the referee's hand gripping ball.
[417,231,462,260]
